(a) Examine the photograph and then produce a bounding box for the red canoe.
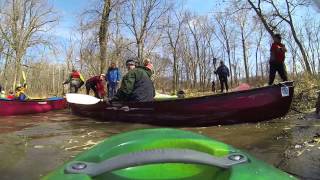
[0,97,67,116]
[67,81,294,126]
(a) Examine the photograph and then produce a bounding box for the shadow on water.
[0,110,319,179]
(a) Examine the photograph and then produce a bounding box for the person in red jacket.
[7,90,15,100]
[85,74,106,99]
[268,34,288,85]
[63,69,85,93]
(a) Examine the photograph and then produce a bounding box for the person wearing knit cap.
[143,58,153,71]
[143,58,155,82]
[111,59,155,102]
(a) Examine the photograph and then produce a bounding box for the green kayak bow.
[43,128,296,180]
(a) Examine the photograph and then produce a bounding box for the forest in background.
[0,0,319,97]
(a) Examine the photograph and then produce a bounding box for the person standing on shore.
[268,34,288,85]
[215,61,230,93]
[63,69,85,93]
[106,62,121,98]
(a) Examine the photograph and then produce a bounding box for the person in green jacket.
[112,59,155,102]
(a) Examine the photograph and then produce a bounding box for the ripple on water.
[0,110,319,179]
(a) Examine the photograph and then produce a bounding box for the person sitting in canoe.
[7,90,15,100]
[0,91,5,99]
[63,69,85,93]
[143,58,154,74]
[15,83,28,101]
[85,74,106,99]
[111,59,155,102]
[0,84,4,98]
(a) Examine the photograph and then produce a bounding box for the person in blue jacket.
[105,62,121,98]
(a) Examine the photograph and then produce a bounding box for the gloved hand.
[110,96,119,102]
[109,97,122,107]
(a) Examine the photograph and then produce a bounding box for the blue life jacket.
[17,93,27,101]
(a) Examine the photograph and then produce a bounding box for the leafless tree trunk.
[235,10,254,83]
[254,27,264,78]
[99,0,111,74]
[164,10,186,93]
[214,13,234,86]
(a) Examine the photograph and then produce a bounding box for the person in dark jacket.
[112,59,155,102]
[268,34,288,85]
[215,61,230,93]
[85,74,106,99]
[105,62,121,98]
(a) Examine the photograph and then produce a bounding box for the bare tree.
[286,35,299,77]
[0,0,58,88]
[164,9,186,93]
[301,17,320,74]
[253,23,265,79]
[234,9,256,83]
[122,0,169,63]
[187,14,201,88]
[247,0,275,36]
[214,12,235,86]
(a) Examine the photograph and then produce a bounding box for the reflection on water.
[0,110,319,179]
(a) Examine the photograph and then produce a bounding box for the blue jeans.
[108,82,118,98]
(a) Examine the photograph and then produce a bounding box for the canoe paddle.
[66,93,103,105]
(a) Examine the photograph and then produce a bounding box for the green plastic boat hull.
[43,128,296,180]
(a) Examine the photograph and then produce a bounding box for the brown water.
[0,110,319,180]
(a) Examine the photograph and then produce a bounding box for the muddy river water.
[0,110,319,180]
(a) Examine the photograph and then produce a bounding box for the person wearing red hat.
[143,58,154,81]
